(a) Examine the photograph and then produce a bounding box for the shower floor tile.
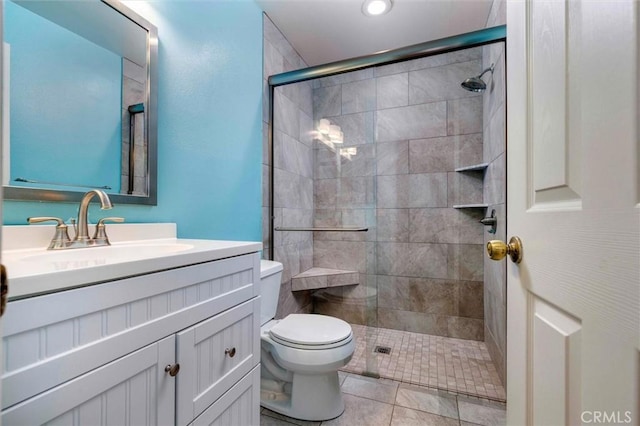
[342,324,506,402]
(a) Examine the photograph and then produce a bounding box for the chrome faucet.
[74,189,113,245]
[27,189,124,250]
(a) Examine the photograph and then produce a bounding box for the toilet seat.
[269,314,353,350]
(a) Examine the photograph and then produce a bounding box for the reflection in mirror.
[2,0,157,205]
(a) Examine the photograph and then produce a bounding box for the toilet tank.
[260,260,283,326]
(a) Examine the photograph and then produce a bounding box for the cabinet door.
[189,366,260,426]
[176,298,259,426]
[2,335,175,425]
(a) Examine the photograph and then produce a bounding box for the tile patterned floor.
[341,324,506,402]
[260,372,507,426]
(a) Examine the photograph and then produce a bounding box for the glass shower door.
[272,79,381,378]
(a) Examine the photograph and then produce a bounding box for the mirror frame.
[1,0,158,205]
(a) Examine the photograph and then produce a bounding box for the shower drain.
[374,345,391,355]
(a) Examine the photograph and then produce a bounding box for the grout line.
[388,405,397,426]
[341,386,396,407]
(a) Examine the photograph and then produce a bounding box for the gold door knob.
[487,236,523,264]
[1,265,7,317]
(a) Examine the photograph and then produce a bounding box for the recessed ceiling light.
[362,0,393,17]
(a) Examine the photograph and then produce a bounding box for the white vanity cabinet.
[1,251,261,426]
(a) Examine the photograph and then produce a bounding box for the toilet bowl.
[259,260,355,421]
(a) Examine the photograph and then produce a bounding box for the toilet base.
[260,370,345,421]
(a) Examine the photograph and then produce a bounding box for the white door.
[507,1,640,425]
[0,3,5,423]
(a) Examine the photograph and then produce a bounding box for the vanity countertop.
[2,224,262,300]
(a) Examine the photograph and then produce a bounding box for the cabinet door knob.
[164,363,180,376]
[225,347,236,358]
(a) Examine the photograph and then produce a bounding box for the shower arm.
[478,64,495,79]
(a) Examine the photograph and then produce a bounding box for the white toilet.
[259,260,355,421]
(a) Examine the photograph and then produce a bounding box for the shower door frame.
[266,25,507,260]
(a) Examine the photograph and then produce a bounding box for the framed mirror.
[1,0,157,205]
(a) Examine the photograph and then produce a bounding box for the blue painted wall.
[3,0,264,243]
[5,1,122,192]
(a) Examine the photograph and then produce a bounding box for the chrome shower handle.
[479,217,497,226]
[479,209,497,234]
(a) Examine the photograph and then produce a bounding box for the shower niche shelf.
[453,203,489,209]
[454,162,489,172]
[454,162,488,210]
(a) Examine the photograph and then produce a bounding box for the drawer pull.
[225,347,236,358]
[164,363,180,376]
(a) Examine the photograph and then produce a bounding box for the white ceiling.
[255,0,494,67]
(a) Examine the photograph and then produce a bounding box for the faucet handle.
[28,217,65,226]
[96,217,125,227]
[27,217,71,250]
[92,217,125,245]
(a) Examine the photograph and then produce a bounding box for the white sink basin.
[20,242,195,265]
[4,240,197,278]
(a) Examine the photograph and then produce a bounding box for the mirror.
[1,0,157,205]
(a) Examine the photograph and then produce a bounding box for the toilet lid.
[269,314,352,346]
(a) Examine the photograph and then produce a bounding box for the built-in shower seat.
[291,267,359,291]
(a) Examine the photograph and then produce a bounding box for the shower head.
[461,64,495,92]
[461,77,487,92]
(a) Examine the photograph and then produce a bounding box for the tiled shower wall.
[262,15,315,317]
[482,0,507,384]
[312,49,486,341]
